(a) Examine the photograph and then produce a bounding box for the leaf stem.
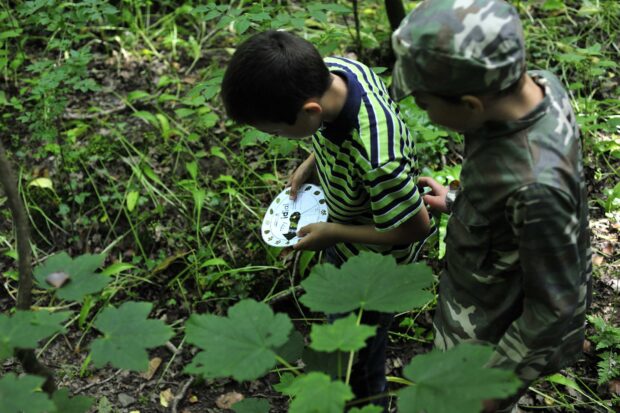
[275,355,301,376]
[345,307,364,385]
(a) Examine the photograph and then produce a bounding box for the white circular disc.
[261,184,328,247]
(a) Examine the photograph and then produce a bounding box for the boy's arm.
[293,208,430,251]
[295,154,433,250]
[287,153,316,200]
[486,183,589,385]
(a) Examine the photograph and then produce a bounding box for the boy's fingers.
[297,224,313,236]
[423,194,442,209]
[289,180,300,198]
[293,238,305,250]
[417,176,433,186]
[418,176,439,191]
[422,194,434,208]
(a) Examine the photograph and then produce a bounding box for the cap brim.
[390,59,411,102]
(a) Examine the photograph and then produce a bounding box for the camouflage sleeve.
[487,183,584,384]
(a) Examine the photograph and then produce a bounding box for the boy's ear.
[461,95,485,113]
[302,100,323,114]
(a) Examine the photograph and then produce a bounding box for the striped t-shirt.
[312,57,430,264]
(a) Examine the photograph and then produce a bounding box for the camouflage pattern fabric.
[391,0,525,99]
[433,70,592,398]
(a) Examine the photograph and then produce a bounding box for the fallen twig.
[74,369,123,394]
[171,377,194,413]
[63,102,127,120]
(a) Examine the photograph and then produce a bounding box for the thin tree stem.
[0,139,56,394]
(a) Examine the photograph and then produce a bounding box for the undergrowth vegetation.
[0,0,618,412]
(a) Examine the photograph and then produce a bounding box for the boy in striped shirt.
[222,30,432,410]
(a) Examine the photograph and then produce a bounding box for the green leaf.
[51,389,93,413]
[596,352,620,384]
[234,16,251,34]
[175,108,195,118]
[192,188,206,210]
[282,372,354,413]
[302,348,350,378]
[232,398,270,413]
[398,344,521,413]
[541,0,565,10]
[184,299,292,381]
[126,90,151,102]
[126,190,139,212]
[100,262,135,277]
[310,314,376,352]
[273,372,296,393]
[28,177,54,190]
[240,129,270,147]
[546,373,581,393]
[0,311,70,360]
[300,251,434,313]
[198,112,219,128]
[0,373,54,413]
[156,113,171,139]
[185,161,198,179]
[276,329,304,363]
[133,110,158,127]
[34,252,109,301]
[0,28,23,40]
[90,302,173,371]
[199,257,228,268]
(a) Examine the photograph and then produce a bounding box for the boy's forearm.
[330,210,430,246]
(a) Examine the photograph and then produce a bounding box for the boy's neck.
[319,73,349,123]
[487,74,545,122]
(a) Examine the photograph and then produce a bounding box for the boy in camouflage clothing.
[391,0,592,411]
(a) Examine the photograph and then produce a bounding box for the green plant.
[183,252,521,412]
[588,315,620,385]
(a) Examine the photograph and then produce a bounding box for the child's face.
[253,107,323,140]
[412,91,484,133]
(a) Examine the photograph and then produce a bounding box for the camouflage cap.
[391,0,526,100]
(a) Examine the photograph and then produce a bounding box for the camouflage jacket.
[433,70,592,386]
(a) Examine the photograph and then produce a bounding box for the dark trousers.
[325,248,393,412]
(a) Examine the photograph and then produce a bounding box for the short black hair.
[221,30,332,125]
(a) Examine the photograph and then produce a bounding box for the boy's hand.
[418,176,449,214]
[287,153,316,200]
[293,222,338,251]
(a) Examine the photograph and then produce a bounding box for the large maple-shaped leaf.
[398,344,521,413]
[51,389,93,413]
[300,251,434,313]
[34,252,109,301]
[310,314,376,352]
[282,372,354,413]
[0,310,70,360]
[184,299,292,381]
[89,301,173,371]
[0,373,54,413]
[276,329,304,362]
[302,348,351,378]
